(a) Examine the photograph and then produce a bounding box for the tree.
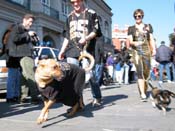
[169,33,175,45]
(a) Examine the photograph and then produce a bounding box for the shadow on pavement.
[41,112,69,128]
[0,86,128,128]
[40,93,128,128]
[0,101,63,118]
[81,94,128,117]
[0,102,41,118]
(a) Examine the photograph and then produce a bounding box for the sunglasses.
[134,15,143,19]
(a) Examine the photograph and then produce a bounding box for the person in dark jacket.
[7,14,39,104]
[6,56,21,103]
[2,24,21,103]
[156,41,173,83]
[170,35,175,82]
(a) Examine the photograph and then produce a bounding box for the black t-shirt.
[64,8,102,58]
[128,24,153,41]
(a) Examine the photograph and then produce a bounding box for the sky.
[105,0,175,46]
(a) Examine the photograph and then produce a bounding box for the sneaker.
[140,94,147,102]
[159,81,163,84]
[20,98,30,103]
[92,98,102,107]
[167,80,172,83]
[6,98,17,103]
[140,97,147,102]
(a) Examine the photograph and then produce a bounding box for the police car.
[33,46,59,66]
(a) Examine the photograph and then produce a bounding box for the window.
[98,16,103,31]
[11,0,24,5]
[104,21,109,38]
[41,0,50,5]
[98,16,102,27]
[62,0,68,16]
[41,0,50,15]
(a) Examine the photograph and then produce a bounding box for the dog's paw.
[161,107,167,115]
[67,103,79,117]
[36,111,49,125]
[43,111,49,121]
[36,117,45,125]
[151,101,156,108]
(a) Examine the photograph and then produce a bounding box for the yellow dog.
[35,59,85,124]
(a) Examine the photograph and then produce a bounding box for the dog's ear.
[48,59,60,70]
[38,59,46,67]
[53,62,60,70]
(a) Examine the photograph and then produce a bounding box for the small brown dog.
[148,81,175,114]
[35,59,85,124]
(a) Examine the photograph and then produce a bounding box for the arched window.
[104,21,109,37]
[98,16,103,30]
[42,35,55,47]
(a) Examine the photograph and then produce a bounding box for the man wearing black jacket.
[8,14,39,104]
[58,0,102,106]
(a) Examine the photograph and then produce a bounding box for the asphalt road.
[0,81,175,131]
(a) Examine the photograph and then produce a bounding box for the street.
[0,81,175,131]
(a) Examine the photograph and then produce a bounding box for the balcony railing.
[42,4,59,20]
[42,4,67,22]
[6,0,30,10]
[6,0,67,22]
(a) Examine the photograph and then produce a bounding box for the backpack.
[0,24,15,56]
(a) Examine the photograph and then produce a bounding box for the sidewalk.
[0,81,175,131]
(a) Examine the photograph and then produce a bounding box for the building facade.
[0,0,112,51]
[112,24,130,53]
